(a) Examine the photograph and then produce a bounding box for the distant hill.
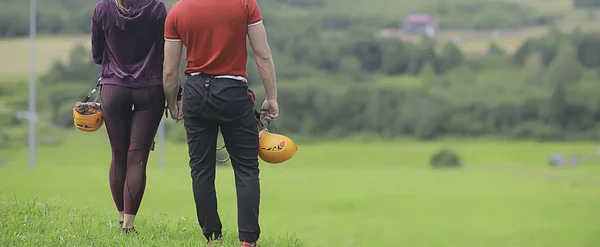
[0,0,598,38]
[1,0,600,75]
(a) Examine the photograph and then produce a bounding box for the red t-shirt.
[164,0,263,79]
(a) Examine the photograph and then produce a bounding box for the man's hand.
[261,99,279,121]
[176,100,183,121]
[168,100,183,122]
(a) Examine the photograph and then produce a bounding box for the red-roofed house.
[402,13,439,37]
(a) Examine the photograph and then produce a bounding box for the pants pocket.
[183,82,207,118]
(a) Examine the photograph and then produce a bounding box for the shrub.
[430,148,462,168]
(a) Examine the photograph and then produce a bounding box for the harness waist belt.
[189,72,248,83]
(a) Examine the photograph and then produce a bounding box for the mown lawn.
[0,35,90,78]
[1,130,599,246]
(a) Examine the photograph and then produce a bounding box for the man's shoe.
[241,241,259,247]
[206,239,223,246]
[122,227,138,234]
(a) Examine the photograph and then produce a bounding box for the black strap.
[255,109,277,133]
[82,78,102,103]
[254,110,265,129]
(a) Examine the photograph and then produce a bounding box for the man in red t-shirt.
[162,0,278,246]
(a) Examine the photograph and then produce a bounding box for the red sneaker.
[206,239,223,246]
[241,242,259,247]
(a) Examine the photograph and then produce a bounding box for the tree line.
[0,27,593,148]
[1,0,600,147]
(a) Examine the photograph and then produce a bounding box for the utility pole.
[28,0,38,169]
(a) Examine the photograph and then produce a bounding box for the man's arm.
[91,4,105,65]
[163,40,183,109]
[247,23,277,100]
[163,7,183,113]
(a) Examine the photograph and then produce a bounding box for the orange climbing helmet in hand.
[73,102,104,132]
[256,110,298,164]
[73,81,104,132]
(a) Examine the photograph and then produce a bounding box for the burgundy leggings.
[100,84,165,215]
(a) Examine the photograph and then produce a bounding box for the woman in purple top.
[91,0,167,233]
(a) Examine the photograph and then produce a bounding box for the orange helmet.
[73,102,104,132]
[215,95,298,164]
[253,109,298,164]
[258,129,298,164]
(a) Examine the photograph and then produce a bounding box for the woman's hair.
[115,0,130,14]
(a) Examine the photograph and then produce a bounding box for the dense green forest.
[1,0,600,148]
[2,27,600,146]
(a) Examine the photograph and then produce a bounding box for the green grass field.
[0,35,90,78]
[1,129,600,246]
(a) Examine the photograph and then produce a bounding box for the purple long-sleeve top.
[91,0,166,88]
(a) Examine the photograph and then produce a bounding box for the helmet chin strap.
[216,129,229,163]
[215,144,230,163]
[256,109,276,132]
[254,109,266,130]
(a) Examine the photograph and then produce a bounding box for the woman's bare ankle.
[122,214,136,228]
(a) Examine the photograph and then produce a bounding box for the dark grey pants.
[182,74,261,242]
